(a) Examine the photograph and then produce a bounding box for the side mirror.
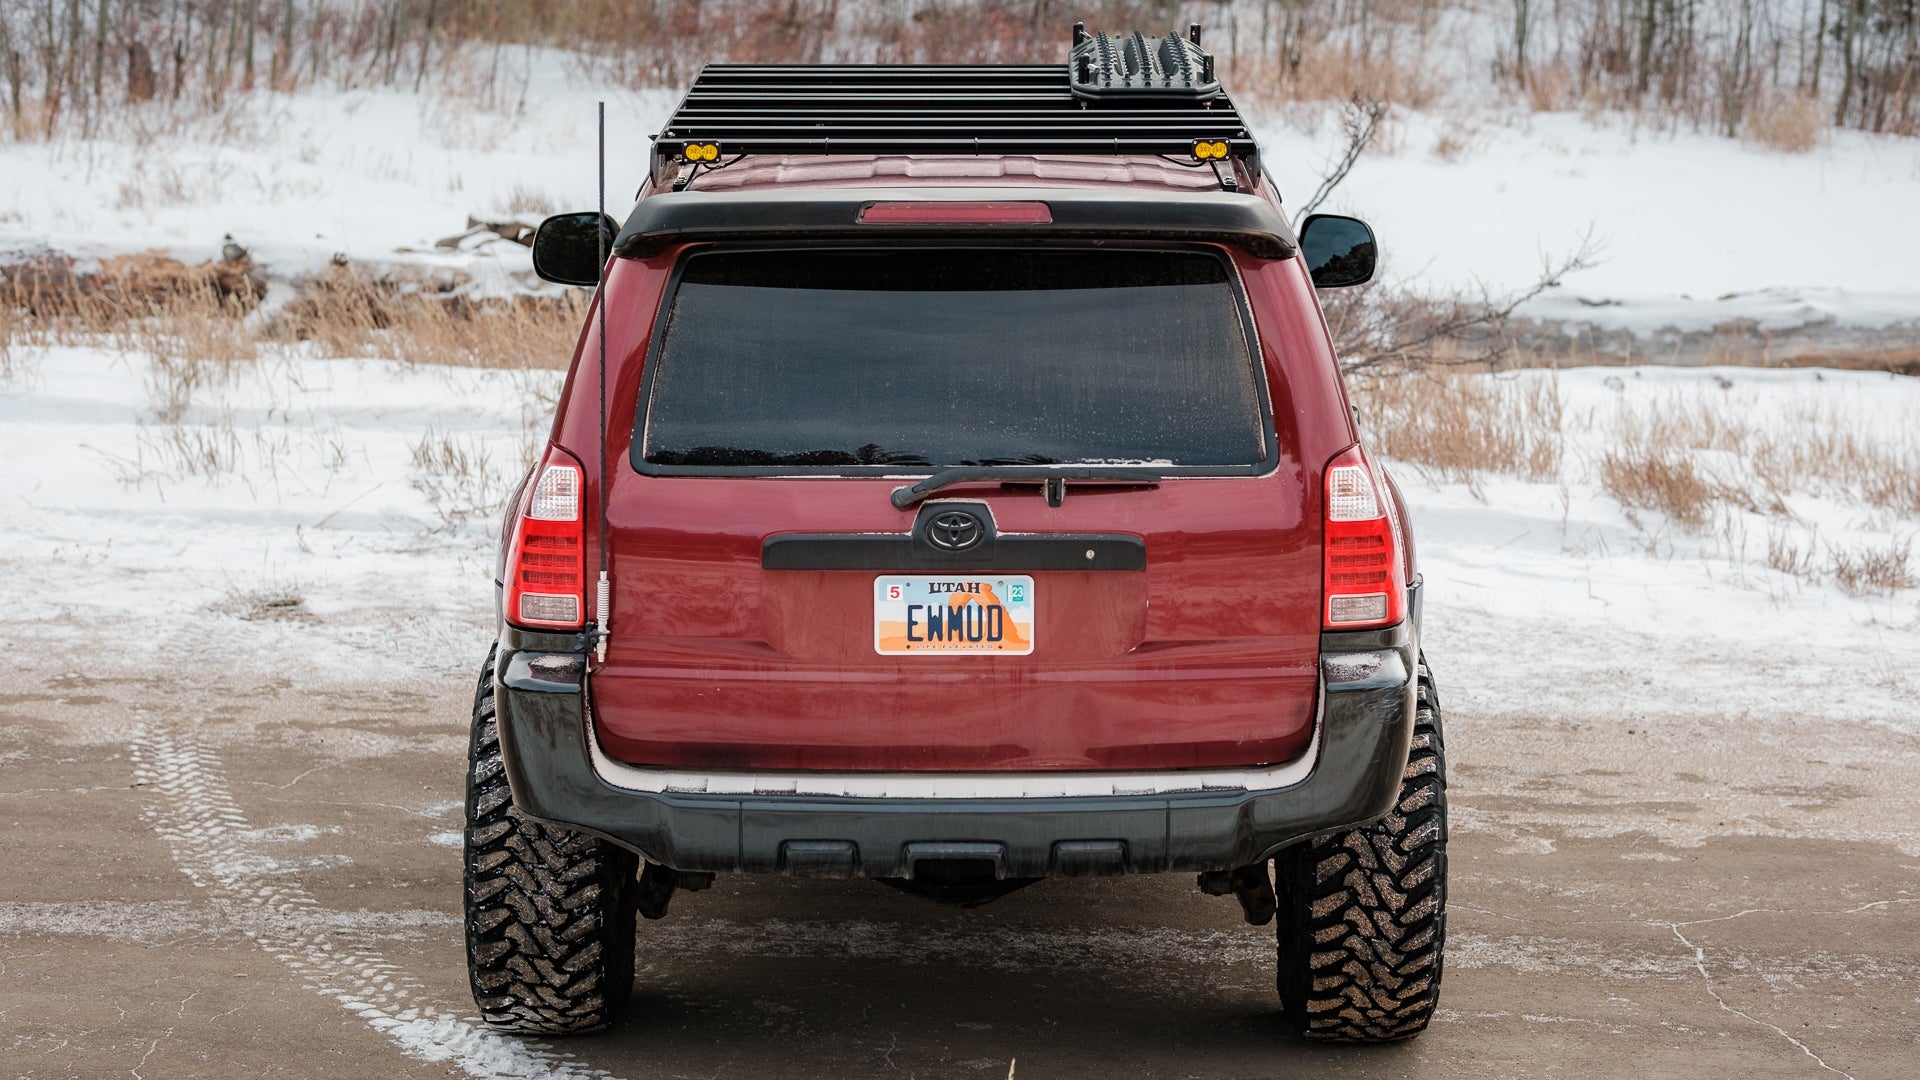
[1298,214,1377,289]
[532,211,618,286]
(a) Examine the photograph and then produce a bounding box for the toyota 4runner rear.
[464,27,1445,1045]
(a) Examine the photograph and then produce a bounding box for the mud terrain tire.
[1274,658,1447,1041]
[464,647,638,1033]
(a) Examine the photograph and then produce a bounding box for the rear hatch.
[594,245,1321,773]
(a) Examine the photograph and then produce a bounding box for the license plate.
[874,575,1035,655]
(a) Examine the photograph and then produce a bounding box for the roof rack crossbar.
[650,26,1258,189]
[657,138,1255,152]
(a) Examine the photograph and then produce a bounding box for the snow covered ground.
[0,345,556,680]
[1400,366,1920,736]
[4,51,1917,336]
[0,345,1912,746]
[0,52,672,296]
[0,52,1914,741]
[1261,107,1920,326]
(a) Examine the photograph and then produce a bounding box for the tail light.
[1322,445,1406,629]
[504,447,587,629]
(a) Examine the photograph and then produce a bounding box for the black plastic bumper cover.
[493,627,1415,878]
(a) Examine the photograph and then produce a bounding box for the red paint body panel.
[537,164,1362,774]
[590,476,1320,771]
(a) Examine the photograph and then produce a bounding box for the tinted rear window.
[638,248,1267,470]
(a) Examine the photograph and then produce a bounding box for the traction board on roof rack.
[649,23,1256,189]
[1069,24,1222,101]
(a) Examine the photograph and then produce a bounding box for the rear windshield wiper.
[890,467,1163,509]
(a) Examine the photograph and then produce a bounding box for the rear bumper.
[493,625,1416,877]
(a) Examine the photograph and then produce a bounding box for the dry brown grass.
[1765,523,1820,581]
[1598,399,1759,526]
[1429,117,1483,161]
[1354,371,1916,600]
[1570,387,1920,594]
[0,304,18,381]
[7,255,579,501]
[3,257,264,417]
[1520,61,1580,112]
[140,412,244,479]
[1599,446,1715,528]
[1601,393,1920,521]
[3,257,586,372]
[267,266,585,370]
[1744,413,1920,517]
[211,583,315,623]
[1742,92,1827,153]
[1829,538,1918,596]
[1225,47,1439,112]
[1348,371,1563,485]
[410,429,519,530]
[3,251,262,324]
[143,349,254,423]
[502,184,556,216]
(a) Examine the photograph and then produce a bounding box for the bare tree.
[415,0,437,93]
[0,12,18,125]
[1722,0,1756,135]
[1635,0,1658,95]
[89,0,107,106]
[1295,93,1389,225]
[1512,0,1531,88]
[273,0,291,88]
[1808,0,1830,94]
[1323,232,1604,374]
[242,0,257,90]
[1835,0,1860,123]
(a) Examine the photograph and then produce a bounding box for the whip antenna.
[594,100,611,667]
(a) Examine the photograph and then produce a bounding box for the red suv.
[464,28,1445,1045]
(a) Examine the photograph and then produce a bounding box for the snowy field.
[0,59,671,297]
[2,51,1915,732]
[1267,107,1920,325]
[0,345,552,681]
[1402,366,1920,733]
[2,46,1916,728]
[1,344,1913,753]
[4,51,1919,335]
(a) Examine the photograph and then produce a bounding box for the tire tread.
[1275,658,1447,1042]
[463,646,637,1034]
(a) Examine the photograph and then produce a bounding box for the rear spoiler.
[612,187,1298,260]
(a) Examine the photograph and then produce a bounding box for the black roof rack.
[650,24,1256,190]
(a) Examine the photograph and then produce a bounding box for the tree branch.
[1296,92,1390,224]
[1327,228,1604,374]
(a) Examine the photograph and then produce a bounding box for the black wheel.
[1274,657,1447,1041]
[464,646,639,1033]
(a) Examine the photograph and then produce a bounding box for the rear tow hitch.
[635,861,716,920]
[1197,865,1277,925]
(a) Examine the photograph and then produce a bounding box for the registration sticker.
[874,575,1035,655]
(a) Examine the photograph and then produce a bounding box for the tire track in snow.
[130,725,625,1080]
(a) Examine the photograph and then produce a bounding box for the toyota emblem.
[926,510,984,551]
